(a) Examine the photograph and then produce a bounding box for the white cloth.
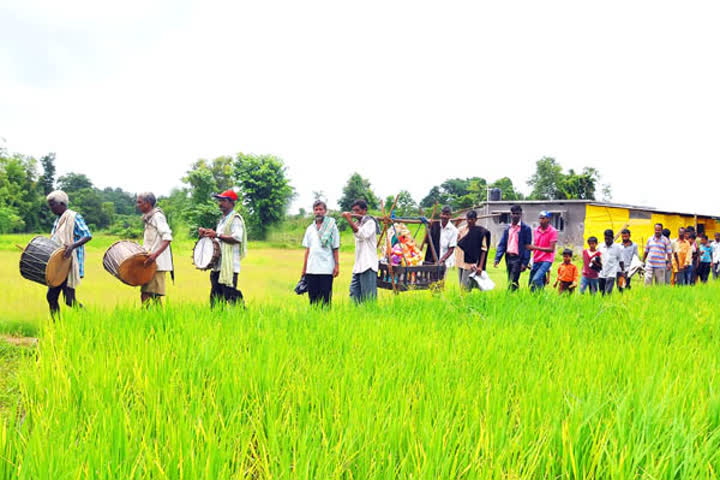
[352,218,378,274]
[712,241,720,263]
[51,209,81,288]
[302,221,340,274]
[439,222,459,267]
[598,242,624,278]
[143,211,173,272]
[469,270,495,291]
[212,213,244,273]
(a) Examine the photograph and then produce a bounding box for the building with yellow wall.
[477,200,718,252]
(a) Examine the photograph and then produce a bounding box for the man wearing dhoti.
[137,192,173,306]
[46,190,92,317]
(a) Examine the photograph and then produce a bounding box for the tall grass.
[3,285,720,478]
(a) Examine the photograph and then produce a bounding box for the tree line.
[337,157,611,217]
[1,141,609,238]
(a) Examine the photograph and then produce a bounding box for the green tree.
[158,187,190,233]
[99,187,136,215]
[527,158,602,200]
[0,205,24,233]
[0,152,42,232]
[57,172,93,192]
[190,157,235,192]
[527,157,565,199]
[235,153,295,240]
[36,153,58,230]
[420,177,486,210]
[182,164,221,235]
[38,153,56,195]
[338,173,379,212]
[419,186,447,209]
[560,168,599,200]
[388,190,417,217]
[72,188,111,229]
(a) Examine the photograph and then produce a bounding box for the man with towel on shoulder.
[198,189,247,308]
[137,192,173,306]
[301,200,340,306]
[46,190,92,317]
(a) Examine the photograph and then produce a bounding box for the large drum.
[19,236,72,287]
[103,241,157,286]
[193,237,220,270]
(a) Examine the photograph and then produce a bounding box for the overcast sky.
[2,0,719,215]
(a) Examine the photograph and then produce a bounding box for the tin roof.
[471,200,720,219]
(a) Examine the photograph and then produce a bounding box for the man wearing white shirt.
[598,228,625,296]
[341,199,378,304]
[137,192,173,306]
[712,232,720,280]
[423,206,458,267]
[301,200,340,306]
[198,189,247,307]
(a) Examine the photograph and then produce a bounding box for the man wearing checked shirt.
[46,190,92,317]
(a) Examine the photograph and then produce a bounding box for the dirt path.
[0,335,38,348]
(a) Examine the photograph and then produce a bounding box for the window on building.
[550,213,564,232]
[629,210,652,220]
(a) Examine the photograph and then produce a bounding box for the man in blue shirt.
[47,190,92,317]
[493,205,532,291]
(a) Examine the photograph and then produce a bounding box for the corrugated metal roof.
[471,200,720,219]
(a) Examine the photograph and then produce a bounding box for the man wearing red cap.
[198,189,247,307]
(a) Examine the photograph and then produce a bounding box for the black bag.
[294,275,308,295]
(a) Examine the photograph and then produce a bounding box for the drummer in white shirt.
[198,189,247,308]
[137,192,173,306]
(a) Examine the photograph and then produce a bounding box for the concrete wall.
[473,202,588,251]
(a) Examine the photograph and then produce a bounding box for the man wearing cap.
[137,192,173,306]
[526,211,557,292]
[46,190,92,317]
[493,204,533,291]
[198,189,247,307]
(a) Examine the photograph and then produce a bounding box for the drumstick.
[15,244,24,251]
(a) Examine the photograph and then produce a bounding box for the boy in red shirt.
[554,248,579,294]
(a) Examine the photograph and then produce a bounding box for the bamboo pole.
[379,198,398,295]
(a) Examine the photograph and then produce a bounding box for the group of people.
[490,205,720,295]
[41,188,247,317]
[37,191,720,317]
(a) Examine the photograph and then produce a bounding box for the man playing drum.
[198,189,247,307]
[46,190,92,317]
[137,192,173,306]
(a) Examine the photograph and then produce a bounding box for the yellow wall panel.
[584,205,629,247]
[583,205,719,251]
[704,218,717,236]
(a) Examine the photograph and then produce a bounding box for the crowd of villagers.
[39,189,720,318]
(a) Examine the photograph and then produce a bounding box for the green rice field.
[2,233,720,478]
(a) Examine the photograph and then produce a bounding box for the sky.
[1,0,719,215]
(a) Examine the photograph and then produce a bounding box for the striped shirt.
[51,213,92,277]
[645,235,671,269]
